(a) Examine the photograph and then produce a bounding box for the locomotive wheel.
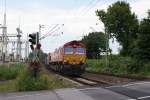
[58,64,61,73]
[56,65,59,72]
[60,65,63,73]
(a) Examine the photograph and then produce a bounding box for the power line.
[40,24,64,40]
[65,0,98,22]
[80,0,113,16]
[79,0,99,15]
[78,0,97,14]
[63,0,99,32]
[40,24,59,39]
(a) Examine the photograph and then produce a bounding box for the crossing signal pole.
[28,32,41,78]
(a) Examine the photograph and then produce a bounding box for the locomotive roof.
[63,40,85,47]
[49,40,86,54]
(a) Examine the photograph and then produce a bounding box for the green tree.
[134,10,150,63]
[82,32,106,59]
[96,1,139,56]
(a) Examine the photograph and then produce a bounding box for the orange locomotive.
[48,40,87,76]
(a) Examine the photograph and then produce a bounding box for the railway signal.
[29,33,36,45]
[29,32,39,45]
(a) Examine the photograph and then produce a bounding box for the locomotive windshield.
[76,48,85,54]
[64,47,73,54]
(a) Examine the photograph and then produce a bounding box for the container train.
[47,40,87,76]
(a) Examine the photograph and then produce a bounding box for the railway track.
[54,74,115,87]
[68,77,102,86]
[61,72,141,87]
[81,72,148,86]
[72,77,98,86]
[46,66,142,87]
[46,68,110,86]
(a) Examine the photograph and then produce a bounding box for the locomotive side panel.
[50,47,64,63]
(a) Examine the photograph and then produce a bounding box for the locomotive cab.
[62,41,87,75]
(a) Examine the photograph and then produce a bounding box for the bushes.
[0,64,25,80]
[87,55,150,76]
[0,63,76,92]
[86,59,106,72]
[139,62,150,76]
[108,56,142,75]
[0,63,49,91]
[16,67,75,91]
[17,70,49,91]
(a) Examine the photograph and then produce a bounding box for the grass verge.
[0,63,76,92]
[86,56,150,77]
[0,63,25,80]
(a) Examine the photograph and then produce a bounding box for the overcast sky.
[0,0,150,54]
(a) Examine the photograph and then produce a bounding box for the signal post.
[28,32,41,78]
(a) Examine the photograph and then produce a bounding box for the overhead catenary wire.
[63,0,101,35]
[79,0,100,15]
[78,0,97,14]
[65,0,98,23]
[72,0,102,26]
[40,25,63,40]
[79,0,113,16]
[40,24,59,40]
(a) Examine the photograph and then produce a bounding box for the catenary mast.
[2,0,8,63]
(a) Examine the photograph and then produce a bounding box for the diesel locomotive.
[47,40,87,76]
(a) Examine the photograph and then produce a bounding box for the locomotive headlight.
[80,59,84,65]
[80,58,83,62]
[64,60,68,64]
[64,58,69,64]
